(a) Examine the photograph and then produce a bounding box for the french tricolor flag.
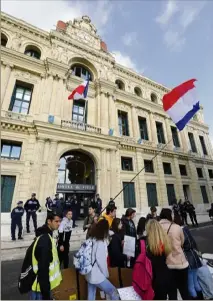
[68,80,89,100]
[162,79,200,131]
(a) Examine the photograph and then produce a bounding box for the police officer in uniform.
[24,193,41,233]
[71,194,78,228]
[57,210,73,268]
[11,201,24,241]
[63,196,72,213]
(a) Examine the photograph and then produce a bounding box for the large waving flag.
[162,79,199,131]
[68,80,89,100]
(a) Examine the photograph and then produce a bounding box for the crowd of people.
[15,195,213,300]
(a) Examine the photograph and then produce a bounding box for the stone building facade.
[1,12,213,216]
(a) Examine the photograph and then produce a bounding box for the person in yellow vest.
[101,205,117,227]
[30,210,62,300]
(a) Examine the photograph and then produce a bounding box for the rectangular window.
[208,169,213,179]
[188,132,197,153]
[1,140,22,159]
[171,126,180,147]
[121,157,133,171]
[156,122,165,144]
[123,182,136,208]
[9,81,33,114]
[166,184,176,205]
[196,168,203,178]
[163,162,172,175]
[138,117,149,140]
[200,186,209,204]
[118,110,129,136]
[199,136,208,155]
[144,160,154,173]
[146,183,158,207]
[1,176,16,212]
[72,99,86,123]
[179,164,187,176]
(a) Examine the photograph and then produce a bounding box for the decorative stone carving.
[15,70,39,83]
[51,44,59,60]
[11,33,22,51]
[65,16,100,50]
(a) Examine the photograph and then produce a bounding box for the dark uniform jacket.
[11,206,24,220]
[24,198,40,212]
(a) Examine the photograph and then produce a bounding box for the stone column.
[136,150,146,211]
[156,155,168,206]
[180,129,188,152]
[205,133,213,159]
[100,149,109,205]
[194,130,202,156]
[188,160,203,205]
[173,157,185,200]
[1,64,14,106]
[46,140,58,197]
[100,92,109,134]
[49,76,58,116]
[131,105,138,138]
[149,113,157,144]
[165,119,173,148]
[30,139,45,195]
[35,75,45,116]
[108,94,116,135]
[39,139,50,202]
[96,168,101,198]
[54,77,64,117]
[42,73,54,114]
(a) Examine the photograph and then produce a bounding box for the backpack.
[132,240,154,300]
[73,238,96,275]
[18,236,41,294]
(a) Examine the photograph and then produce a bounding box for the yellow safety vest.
[32,234,62,292]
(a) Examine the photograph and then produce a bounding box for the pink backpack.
[132,240,154,300]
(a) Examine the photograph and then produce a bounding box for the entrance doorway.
[57,150,96,218]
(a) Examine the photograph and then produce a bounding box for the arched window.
[1,33,8,47]
[24,45,41,59]
[71,64,92,81]
[115,79,125,91]
[151,93,157,103]
[134,87,142,97]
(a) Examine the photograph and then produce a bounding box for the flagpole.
[99,137,174,216]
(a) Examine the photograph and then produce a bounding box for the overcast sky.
[2,0,213,144]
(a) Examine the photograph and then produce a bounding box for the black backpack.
[18,237,40,294]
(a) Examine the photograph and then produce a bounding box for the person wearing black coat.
[121,208,137,238]
[174,215,203,300]
[178,199,188,225]
[24,193,41,233]
[185,201,198,226]
[108,218,127,268]
[11,201,24,240]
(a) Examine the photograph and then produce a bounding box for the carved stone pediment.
[66,16,100,50]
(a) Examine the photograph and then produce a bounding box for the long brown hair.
[90,218,109,240]
[146,219,171,256]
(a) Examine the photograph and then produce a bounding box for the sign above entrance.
[57,183,96,193]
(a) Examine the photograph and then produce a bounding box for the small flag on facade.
[68,80,89,100]
[162,79,199,131]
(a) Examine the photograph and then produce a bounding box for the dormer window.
[134,87,142,97]
[151,93,157,103]
[115,79,125,91]
[1,33,8,47]
[24,45,41,59]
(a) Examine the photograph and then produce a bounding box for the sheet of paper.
[123,235,136,257]
[118,286,141,300]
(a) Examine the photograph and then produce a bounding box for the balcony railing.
[61,120,102,134]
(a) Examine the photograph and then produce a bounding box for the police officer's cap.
[17,201,23,205]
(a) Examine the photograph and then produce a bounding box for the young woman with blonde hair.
[146,219,173,300]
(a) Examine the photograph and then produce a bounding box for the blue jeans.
[29,291,43,300]
[188,269,202,297]
[88,279,119,300]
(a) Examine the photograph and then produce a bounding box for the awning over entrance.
[57,183,96,194]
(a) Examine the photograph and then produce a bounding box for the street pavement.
[1,224,213,300]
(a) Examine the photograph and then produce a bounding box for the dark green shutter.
[1,176,16,212]
[123,182,136,208]
[200,186,209,204]
[146,183,158,207]
[166,184,176,205]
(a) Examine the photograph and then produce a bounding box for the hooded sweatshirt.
[34,224,53,300]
